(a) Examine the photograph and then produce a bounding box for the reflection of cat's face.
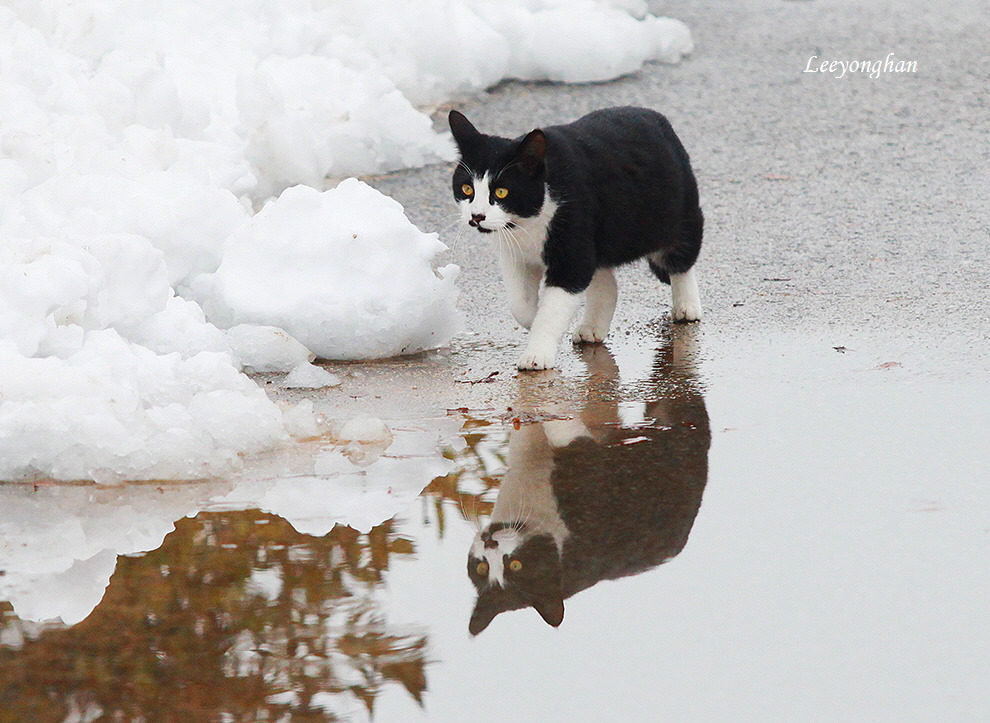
[467,523,565,635]
[468,522,524,587]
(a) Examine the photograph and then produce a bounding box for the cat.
[466,337,710,635]
[448,106,704,371]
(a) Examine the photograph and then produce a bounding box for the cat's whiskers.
[505,218,538,244]
[456,489,484,534]
[519,483,540,531]
[503,474,537,535]
[499,224,530,267]
[440,214,469,254]
[495,226,521,267]
[501,227,518,266]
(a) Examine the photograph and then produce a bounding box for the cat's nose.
[469,213,486,227]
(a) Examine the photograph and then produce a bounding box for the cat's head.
[466,521,565,635]
[448,110,547,234]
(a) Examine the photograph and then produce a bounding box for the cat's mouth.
[473,221,516,234]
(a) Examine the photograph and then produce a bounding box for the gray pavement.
[320,0,988,417]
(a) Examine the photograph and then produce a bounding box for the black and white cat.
[466,339,710,635]
[449,107,704,370]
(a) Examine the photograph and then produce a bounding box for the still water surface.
[2,331,988,722]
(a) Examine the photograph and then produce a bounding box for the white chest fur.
[508,193,558,267]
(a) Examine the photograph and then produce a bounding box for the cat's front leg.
[500,250,542,329]
[517,286,582,370]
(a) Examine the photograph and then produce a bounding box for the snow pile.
[0,1,692,201]
[0,334,286,484]
[477,3,693,84]
[0,0,692,483]
[0,228,288,483]
[210,181,461,360]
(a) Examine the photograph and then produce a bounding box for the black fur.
[449,107,703,292]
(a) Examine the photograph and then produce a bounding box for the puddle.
[2,330,988,721]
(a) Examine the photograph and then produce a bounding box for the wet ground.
[2,0,989,720]
[3,327,987,721]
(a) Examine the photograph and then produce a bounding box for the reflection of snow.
[214,458,450,538]
[0,417,458,626]
[246,566,283,602]
[7,550,117,627]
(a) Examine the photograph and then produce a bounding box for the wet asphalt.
[319,0,990,417]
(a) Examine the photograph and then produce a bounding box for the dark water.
[2,333,988,722]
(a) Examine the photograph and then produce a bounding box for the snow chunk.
[337,415,393,445]
[211,181,462,360]
[280,399,324,440]
[225,323,313,373]
[282,362,342,390]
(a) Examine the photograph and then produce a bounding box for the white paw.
[516,342,558,370]
[672,301,703,323]
[572,323,609,344]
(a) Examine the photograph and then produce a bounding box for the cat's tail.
[648,206,704,285]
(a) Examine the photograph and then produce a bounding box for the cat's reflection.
[467,333,710,635]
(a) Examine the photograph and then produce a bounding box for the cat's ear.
[468,599,499,636]
[516,129,547,176]
[449,110,481,149]
[532,592,565,628]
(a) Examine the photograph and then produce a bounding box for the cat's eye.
[508,559,523,572]
[476,562,489,575]
[494,187,509,199]
[461,184,474,196]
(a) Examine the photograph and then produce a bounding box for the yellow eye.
[494,187,508,199]
[509,559,523,572]
[461,184,474,196]
[476,562,489,575]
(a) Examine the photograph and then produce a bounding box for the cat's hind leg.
[648,252,702,323]
[572,267,617,343]
[670,267,702,322]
